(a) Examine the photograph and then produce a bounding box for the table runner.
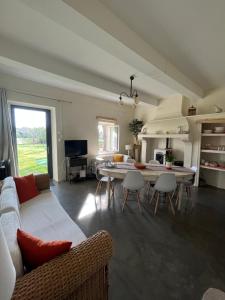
[145,165,194,173]
[99,163,194,173]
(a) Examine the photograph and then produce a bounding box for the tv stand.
[66,156,87,183]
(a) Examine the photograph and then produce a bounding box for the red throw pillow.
[14,174,39,203]
[17,229,72,270]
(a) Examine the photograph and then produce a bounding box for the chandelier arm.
[131,89,138,97]
[120,92,129,98]
[130,77,133,96]
[119,75,139,104]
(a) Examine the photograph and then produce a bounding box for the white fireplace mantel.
[138,133,190,141]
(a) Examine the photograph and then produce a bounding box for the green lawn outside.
[17,144,48,176]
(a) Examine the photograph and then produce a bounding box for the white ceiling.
[0,0,222,105]
[100,0,225,90]
[0,0,177,105]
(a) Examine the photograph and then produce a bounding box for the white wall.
[0,73,133,181]
[62,94,133,157]
[197,87,225,114]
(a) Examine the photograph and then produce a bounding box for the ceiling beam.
[60,0,204,99]
[0,36,158,106]
[20,0,204,99]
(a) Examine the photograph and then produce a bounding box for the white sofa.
[0,175,112,300]
[96,153,131,162]
[0,176,86,278]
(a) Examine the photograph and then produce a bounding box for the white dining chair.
[148,160,160,165]
[126,158,136,163]
[95,168,114,198]
[202,288,225,300]
[175,166,197,209]
[149,173,177,216]
[146,160,160,197]
[184,166,197,194]
[122,171,145,212]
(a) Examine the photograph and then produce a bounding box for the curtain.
[0,88,18,176]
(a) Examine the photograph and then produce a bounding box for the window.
[97,118,119,154]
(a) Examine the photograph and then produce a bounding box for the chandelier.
[119,75,139,106]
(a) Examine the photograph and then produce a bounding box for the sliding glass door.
[11,105,52,177]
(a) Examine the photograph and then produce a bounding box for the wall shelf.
[201,133,225,136]
[198,120,225,189]
[201,149,225,154]
[200,165,225,172]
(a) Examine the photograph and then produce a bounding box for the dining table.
[99,163,195,211]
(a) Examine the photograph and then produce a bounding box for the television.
[64,140,88,157]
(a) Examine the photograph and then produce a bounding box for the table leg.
[107,177,111,208]
[178,182,184,211]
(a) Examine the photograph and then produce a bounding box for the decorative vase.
[214,105,223,113]
[166,161,172,169]
[188,105,197,116]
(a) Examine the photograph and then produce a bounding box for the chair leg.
[186,186,189,198]
[122,189,129,212]
[95,181,101,196]
[175,188,180,207]
[154,192,160,215]
[171,188,176,202]
[149,190,156,205]
[98,181,102,196]
[187,186,191,198]
[168,193,175,216]
[110,182,114,199]
[146,182,151,198]
[136,191,142,212]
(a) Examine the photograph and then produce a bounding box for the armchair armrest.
[12,230,113,300]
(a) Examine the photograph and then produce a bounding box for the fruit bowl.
[134,163,146,170]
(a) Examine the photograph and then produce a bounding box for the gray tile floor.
[52,180,225,300]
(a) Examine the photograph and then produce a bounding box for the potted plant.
[128,119,144,161]
[165,153,175,169]
[128,119,144,144]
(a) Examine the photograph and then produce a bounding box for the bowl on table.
[134,163,146,170]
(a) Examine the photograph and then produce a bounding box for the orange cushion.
[112,154,124,162]
[14,174,39,203]
[17,229,72,271]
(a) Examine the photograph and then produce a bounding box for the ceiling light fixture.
[119,75,139,106]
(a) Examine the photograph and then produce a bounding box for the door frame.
[11,105,53,178]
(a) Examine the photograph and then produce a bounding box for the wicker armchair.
[12,230,113,300]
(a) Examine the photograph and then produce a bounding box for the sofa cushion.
[112,154,124,162]
[17,229,72,270]
[0,185,20,219]
[35,174,50,191]
[2,176,16,191]
[0,211,24,277]
[14,174,39,203]
[20,190,86,247]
